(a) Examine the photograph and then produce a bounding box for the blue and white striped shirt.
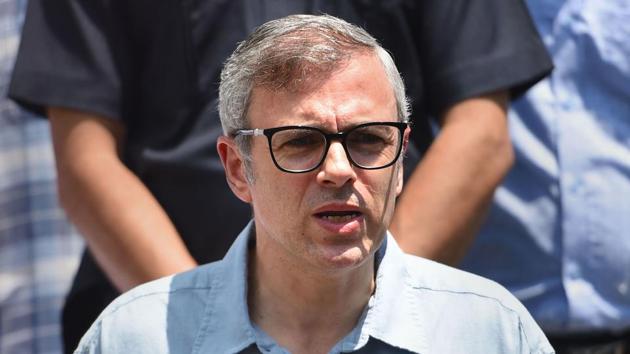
[0,1,83,352]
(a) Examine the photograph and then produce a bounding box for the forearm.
[50,108,197,292]
[59,155,197,291]
[391,91,512,265]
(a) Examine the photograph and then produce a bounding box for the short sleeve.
[409,0,553,116]
[8,0,130,121]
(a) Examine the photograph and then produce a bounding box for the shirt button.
[549,184,560,198]
[619,282,629,296]
[565,263,579,279]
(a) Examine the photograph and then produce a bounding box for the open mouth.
[315,210,362,223]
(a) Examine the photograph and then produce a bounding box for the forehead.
[247,52,398,130]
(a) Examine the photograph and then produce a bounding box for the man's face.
[225,51,406,273]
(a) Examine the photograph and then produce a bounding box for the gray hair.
[219,14,409,142]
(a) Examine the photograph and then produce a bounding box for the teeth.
[321,214,357,222]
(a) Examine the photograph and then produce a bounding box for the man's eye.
[274,131,322,150]
[349,132,387,145]
[285,135,320,147]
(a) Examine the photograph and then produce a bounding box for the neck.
[248,240,375,353]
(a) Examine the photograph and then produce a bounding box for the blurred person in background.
[0,0,83,353]
[8,1,551,352]
[461,1,630,353]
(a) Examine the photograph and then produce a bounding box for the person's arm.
[49,107,197,292]
[391,91,512,265]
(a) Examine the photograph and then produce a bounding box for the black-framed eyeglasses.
[233,121,408,173]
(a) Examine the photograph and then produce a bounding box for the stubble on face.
[251,171,399,276]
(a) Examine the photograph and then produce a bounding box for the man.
[461,1,630,352]
[9,1,551,351]
[74,15,553,354]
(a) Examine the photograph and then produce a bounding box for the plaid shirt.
[0,0,83,353]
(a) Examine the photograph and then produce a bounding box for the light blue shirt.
[74,222,552,353]
[462,0,630,334]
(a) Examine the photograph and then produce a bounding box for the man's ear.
[396,126,411,196]
[217,136,252,203]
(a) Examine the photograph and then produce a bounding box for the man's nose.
[316,141,357,187]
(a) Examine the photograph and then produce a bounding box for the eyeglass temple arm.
[233,129,265,137]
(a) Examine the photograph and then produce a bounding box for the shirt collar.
[196,222,426,353]
[362,233,427,353]
[196,221,258,353]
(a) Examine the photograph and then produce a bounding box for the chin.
[316,245,372,270]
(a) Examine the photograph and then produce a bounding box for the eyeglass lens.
[269,124,401,172]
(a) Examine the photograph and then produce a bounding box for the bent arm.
[391,91,512,265]
[49,107,197,292]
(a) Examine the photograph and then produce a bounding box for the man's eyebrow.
[295,120,376,132]
[290,124,348,134]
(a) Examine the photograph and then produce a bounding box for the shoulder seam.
[101,286,213,319]
[408,284,523,318]
[80,320,103,353]
[409,284,547,352]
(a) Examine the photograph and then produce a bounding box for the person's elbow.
[481,122,514,183]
